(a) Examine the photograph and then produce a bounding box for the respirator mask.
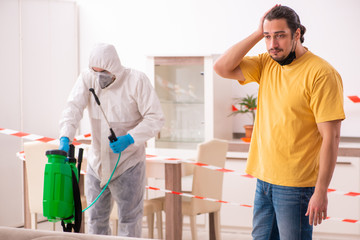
[96,71,115,89]
[275,50,296,66]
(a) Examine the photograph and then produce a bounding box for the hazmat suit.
[59,43,164,237]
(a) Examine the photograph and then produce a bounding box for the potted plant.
[229,94,257,139]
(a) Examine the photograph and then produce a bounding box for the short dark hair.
[265,6,306,43]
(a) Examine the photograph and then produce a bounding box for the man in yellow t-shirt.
[214,5,345,240]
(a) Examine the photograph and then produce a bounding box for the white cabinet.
[314,156,360,236]
[220,158,254,230]
[147,56,233,149]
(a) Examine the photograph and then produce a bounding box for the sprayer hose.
[82,153,121,212]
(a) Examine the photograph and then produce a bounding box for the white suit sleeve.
[59,74,90,141]
[128,73,165,145]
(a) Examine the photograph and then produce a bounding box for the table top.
[146,148,196,164]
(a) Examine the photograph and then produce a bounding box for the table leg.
[209,212,215,240]
[79,175,85,233]
[165,163,182,240]
[23,161,31,229]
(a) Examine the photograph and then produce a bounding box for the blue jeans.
[252,179,314,240]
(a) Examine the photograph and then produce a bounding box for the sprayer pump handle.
[109,128,117,143]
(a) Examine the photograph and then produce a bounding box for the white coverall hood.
[88,43,125,76]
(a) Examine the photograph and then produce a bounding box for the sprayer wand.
[89,88,117,142]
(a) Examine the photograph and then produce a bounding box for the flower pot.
[244,125,254,138]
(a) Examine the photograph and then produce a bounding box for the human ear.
[295,28,301,41]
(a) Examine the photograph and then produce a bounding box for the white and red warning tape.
[146,154,255,177]
[0,128,88,148]
[145,186,360,224]
[0,128,59,144]
[2,127,360,223]
[73,133,92,142]
[4,127,360,199]
[145,186,253,208]
[327,188,360,198]
[146,154,360,199]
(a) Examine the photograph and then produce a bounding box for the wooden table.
[145,148,196,240]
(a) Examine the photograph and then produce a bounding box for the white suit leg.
[85,171,113,235]
[109,160,145,237]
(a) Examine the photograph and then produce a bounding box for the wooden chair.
[159,139,228,240]
[24,141,59,230]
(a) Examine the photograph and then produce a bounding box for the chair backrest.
[24,142,58,214]
[190,139,228,214]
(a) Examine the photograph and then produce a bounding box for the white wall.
[0,0,78,227]
[76,0,360,137]
[0,0,23,227]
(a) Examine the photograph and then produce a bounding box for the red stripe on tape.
[241,204,253,208]
[72,141,81,146]
[348,96,360,103]
[37,137,55,143]
[327,189,336,193]
[11,132,30,137]
[84,133,91,138]
[146,154,157,158]
[166,158,181,161]
[342,219,358,223]
[194,162,208,167]
[144,186,360,221]
[194,196,205,199]
[241,174,255,178]
[217,168,235,173]
[345,192,360,197]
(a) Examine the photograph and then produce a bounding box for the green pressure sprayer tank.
[43,145,83,232]
[43,149,74,222]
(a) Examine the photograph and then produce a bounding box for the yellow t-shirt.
[239,50,345,187]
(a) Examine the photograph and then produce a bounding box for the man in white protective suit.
[58,43,165,237]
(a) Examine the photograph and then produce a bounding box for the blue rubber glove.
[59,136,70,153]
[109,134,134,154]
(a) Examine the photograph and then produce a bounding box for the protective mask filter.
[96,72,115,89]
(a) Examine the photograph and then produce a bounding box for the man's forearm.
[213,30,263,80]
[306,121,341,225]
[213,5,279,80]
[315,133,340,194]
[315,120,341,193]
